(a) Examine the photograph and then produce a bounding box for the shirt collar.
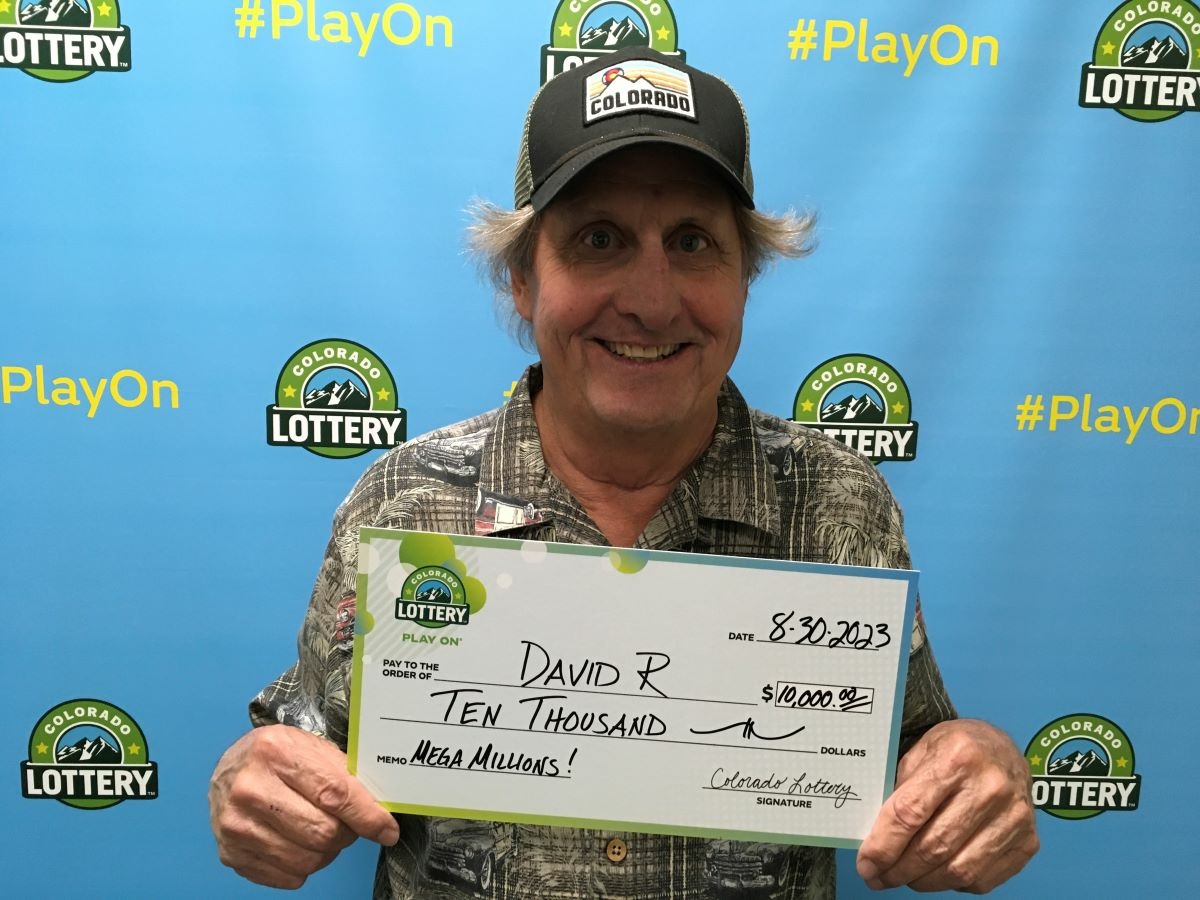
[690,378,781,537]
[476,365,780,539]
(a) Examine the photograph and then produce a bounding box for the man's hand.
[209,725,400,889]
[856,719,1039,893]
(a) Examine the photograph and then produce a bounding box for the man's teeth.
[603,342,681,360]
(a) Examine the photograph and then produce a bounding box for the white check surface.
[348,529,916,848]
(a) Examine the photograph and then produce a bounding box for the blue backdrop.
[3,0,1197,895]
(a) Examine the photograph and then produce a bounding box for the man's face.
[512,145,748,442]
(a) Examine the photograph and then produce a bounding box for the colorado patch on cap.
[584,59,696,124]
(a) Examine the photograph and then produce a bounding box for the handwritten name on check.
[348,529,917,848]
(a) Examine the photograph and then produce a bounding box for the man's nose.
[612,242,681,330]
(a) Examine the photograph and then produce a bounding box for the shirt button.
[605,837,628,864]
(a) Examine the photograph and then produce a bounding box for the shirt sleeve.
[871,472,958,754]
[802,436,958,755]
[248,466,383,750]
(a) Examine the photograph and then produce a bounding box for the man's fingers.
[225,772,359,855]
[229,856,309,891]
[210,725,401,889]
[858,719,1039,892]
[250,869,306,891]
[306,772,397,845]
[907,831,1039,893]
[862,760,1013,887]
[268,729,400,845]
[214,797,343,887]
[857,765,957,881]
[220,830,349,892]
[864,789,1006,889]
[906,849,1028,895]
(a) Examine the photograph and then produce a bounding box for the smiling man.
[210,48,1038,898]
[510,144,750,548]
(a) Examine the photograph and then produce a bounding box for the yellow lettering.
[271,0,303,39]
[823,19,855,60]
[50,378,80,406]
[152,379,180,410]
[352,12,378,55]
[901,32,928,77]
[971,34,999,66]
[383,2,421,45]
[871,32,899,64]
[425,13,452,47]
[856,17,869,61]
[79,377,108,419]
[1123,406,1149,445]
[1048,395,1078,431]
[322,11,352,43]
[1093,405,1120,432]
[109,369,147,409]
[1151,397,1186,434]
[930,24,967,66]
[1,366,32,403]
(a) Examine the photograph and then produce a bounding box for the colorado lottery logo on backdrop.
[267,338,406,460]
[21,699,157,809]
[0,0,131,82]
[540,0,684,84]
[793,354,918,463]
[1079,1,1200,121]
[1025,713,1141,819]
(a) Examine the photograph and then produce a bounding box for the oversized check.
[348,528,917,848]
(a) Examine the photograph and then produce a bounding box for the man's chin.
[584,399,699,442]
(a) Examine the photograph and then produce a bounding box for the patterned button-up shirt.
[251,366,956,899]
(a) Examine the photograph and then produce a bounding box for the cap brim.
[529,132,755,212]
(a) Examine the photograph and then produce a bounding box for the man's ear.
[511,265,534,321]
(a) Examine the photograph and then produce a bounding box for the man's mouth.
[600,341,683,361]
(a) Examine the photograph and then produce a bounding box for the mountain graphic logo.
[580,16,648,50]
[1079,2,1199,123]
[2,0,131,83]
[21,698,158,809]
[20,0,90,27]
[540,0,685,85]
[1047,748,1109,777]
[268,339,406,460]
[56,733,122,764]
[303,374,371,410]
[599,69,649,91]
[1025,714,1141,820]
[1121,33,1188,68]
[415,581,452,604]
[821,393,886,424]
[793,354,919,464]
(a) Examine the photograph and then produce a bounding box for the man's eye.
[677,232,710,253]
[585,229,613,249]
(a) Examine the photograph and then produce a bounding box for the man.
[210,48,1037,897]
